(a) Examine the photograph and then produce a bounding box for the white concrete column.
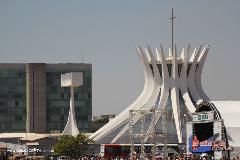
[61,72,83,137]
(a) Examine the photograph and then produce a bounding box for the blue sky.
[0,1,240,115]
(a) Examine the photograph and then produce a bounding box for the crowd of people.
[7,154,240,160]
[78,154,240,160]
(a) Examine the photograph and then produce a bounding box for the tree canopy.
[53,133,94,158]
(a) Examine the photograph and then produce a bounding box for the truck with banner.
[186,110,231,159]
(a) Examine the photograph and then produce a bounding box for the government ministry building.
[0,63,92,133]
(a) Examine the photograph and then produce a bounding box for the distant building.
[92,114,115,121]
[100,114,116,121]
[90,114,116,133]
[0,63,92,133]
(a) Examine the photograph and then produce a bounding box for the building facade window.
[0,63,92,133]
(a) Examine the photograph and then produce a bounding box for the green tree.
[53,133,94,159]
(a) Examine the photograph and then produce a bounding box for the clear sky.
[0,1,240,116]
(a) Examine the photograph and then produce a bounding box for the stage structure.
[90,44,211,144]
[129,108,167,160]
[61,72,83,136]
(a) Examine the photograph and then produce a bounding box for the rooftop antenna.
[169,8,176,55]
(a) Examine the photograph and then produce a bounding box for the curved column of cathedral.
[179,45,196,113]
[170,46,183,143]
[111,46,162,143]
[188,46,203,105]
[90,46,155,141]
[143,45,170,142]
[157,45,171,110]
[196,46,210,101]
[89,47,151,139]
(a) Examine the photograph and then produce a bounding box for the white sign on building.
[192,111,214,122]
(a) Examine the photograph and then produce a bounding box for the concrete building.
[0,63,92,133]
[92,114,116,121]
